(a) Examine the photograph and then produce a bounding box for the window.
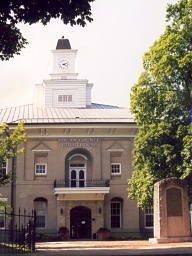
[145,207,153,228]
[111,201,121,228]
[58,95,72,102]
[0,208,5,229]
[35,164,47,175]
[110,151,122,176]
[34,153,48,176]
[111,163,121,174]
[0,161,7,178]
[34,198,47,228]
[70,167,85,187]
[69,158,86,187]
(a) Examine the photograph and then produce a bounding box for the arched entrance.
[70,206,91,239]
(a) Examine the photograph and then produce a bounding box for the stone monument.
[149,177,192,244]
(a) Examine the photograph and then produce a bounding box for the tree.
[0,0,94,60]
[0,121,27,207]
[128,0,192,208]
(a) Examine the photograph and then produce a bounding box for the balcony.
[53,179,110,201]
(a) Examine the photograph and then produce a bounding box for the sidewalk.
[26,240,192,256]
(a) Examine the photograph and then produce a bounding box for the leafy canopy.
[0,121,27,185]
[0,121,27,208]
[0,0,94,60]
[128,0,192,208]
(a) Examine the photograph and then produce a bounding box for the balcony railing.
[54,179,110,188]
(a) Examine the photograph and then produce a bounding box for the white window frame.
[53,90,77,107]
[69,163,86,187]
[0,208,5,229]
[0,198,7,230]
[0,161,8,177]
[111,201,121,228]
[58,94,73,102]
[111,163,121,175]
[34,201,47,229]
[145,207,154,228]
[35,164,47,175]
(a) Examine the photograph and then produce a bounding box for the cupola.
[33,37,93,108]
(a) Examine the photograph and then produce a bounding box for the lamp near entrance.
[99,208,102,214]
[60,208,64,215]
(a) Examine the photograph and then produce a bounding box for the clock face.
[58,58,69,70]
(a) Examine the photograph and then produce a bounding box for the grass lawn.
[0,243,31,253]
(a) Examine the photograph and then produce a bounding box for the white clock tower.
[33,37,93,108]
[50,37,78,80]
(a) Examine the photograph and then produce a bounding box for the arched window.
[69,154,86,187]
[34,197,47,228]
[111,197,123,228]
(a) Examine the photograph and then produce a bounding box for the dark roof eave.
[7,121,137,126]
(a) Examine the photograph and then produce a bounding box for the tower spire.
[56,37,71,49]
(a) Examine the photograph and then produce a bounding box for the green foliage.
[128,0,192,208]
[0,0,94,60]
[0,194,11,210]
[35,233,60,241]
[109,235,144,241]
[0,121,27,186]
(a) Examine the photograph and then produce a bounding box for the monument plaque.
[166,188,182,217]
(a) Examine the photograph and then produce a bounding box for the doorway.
[70,206,91,239]
[69,163,86,187]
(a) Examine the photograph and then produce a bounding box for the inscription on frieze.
[166,187,182,217]
[59,138,99,147]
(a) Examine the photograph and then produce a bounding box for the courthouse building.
[0,38,153,239]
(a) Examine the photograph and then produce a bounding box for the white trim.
[69,154,88,161]
[54,187,110,195]
[111,163,121,175]
[32,150,51,152]
[0,161,8,176]
[108,149,124,152]
[145,207,154,229]
[69,168,86,188]
[0,198,8,202]
[0,204,7,229]
[53,89,77,107]
[35,164,47,175]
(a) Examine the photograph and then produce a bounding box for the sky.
[0,0,179,109]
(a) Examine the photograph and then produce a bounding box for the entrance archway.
[70,206,91,239]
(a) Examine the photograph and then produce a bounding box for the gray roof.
[0,104,135,124]
[89,103,123,109]
[56,38,71,49]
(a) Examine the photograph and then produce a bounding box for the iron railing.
[54,179,110,188]
[0,208,36,254]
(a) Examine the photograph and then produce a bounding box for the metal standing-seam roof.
[0,104,135,124]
